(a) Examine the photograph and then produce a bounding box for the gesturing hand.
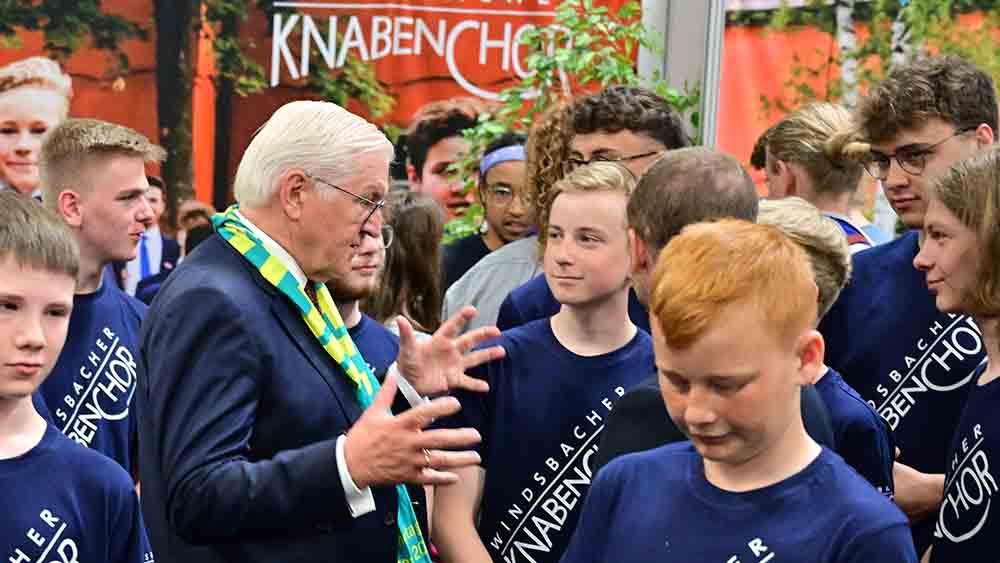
[343,375,484,489]
[395,306,505,397]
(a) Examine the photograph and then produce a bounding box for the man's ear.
[628,228,649,277]
[277,169,309,221]
[796,329,825,385]
[57,190,83,228]
[776,159,799,197]
[974,123,995,147]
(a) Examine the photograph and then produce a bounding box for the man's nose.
[882,159,909,189]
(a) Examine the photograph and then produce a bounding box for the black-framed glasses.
[564,150,663,173]
[863,127,977,180]
[308,174,385,226]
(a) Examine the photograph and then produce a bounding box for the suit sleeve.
[141,286,353,543]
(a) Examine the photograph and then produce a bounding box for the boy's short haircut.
[758,197,852,320]
[650,219,818,349]
[539,161,636,249]
[40,118,166,209]
[768,103,863,197]
[570,85,690,150]
[927,146,1000,317]
[405,97,489,180]
[857,55,998,144]
[629,147,758,255]
[0,191,79,279]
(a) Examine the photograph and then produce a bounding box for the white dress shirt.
[125,225,164,295]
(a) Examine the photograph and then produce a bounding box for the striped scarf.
[214,205,430,563]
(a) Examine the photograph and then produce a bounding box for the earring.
[479,221,489,235]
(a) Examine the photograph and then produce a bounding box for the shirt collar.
[234,210,308,287]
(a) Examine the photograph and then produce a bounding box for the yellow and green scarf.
[214,205,430,563]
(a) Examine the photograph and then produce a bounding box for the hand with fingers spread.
[344,375,485,489]
[395,305,506,397]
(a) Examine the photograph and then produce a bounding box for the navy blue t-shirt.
[1,424,152,563]
[40,272,146,474]
[931,361,999,562]
[32,391,52,424]
[349,313,400,380]
[815,367,895,498]
[561,443,917,563]
[446,318,653,563]
[496,274,650,333]
[819,231,983,548]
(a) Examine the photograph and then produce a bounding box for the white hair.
[233,100,393,207]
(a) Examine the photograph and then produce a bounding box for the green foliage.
[203,0,393,118]
[442,0,701,243]
[0,0,146,74]
[757,0,1000,118]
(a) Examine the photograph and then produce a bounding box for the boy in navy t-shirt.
[38,118,165,475]
[0,192,152,563]
[433,162,654,563]
[494,86,689,334]
[910,148,1000,562]
[562,219,915,563]
[593,150,838,470]
[820,55,995,551]
[759,198,895,497]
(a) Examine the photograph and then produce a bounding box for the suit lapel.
[270,288,362,422]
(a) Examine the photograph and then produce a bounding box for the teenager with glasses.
[821,55,995,556]
[441,132,530,293]
[434,162,653,563]
[491,86,690,334]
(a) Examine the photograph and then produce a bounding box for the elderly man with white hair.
[136,101,504,563]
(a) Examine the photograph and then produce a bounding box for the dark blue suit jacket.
[136,234,416,562]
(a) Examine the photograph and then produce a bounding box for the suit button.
[384,510,397,527]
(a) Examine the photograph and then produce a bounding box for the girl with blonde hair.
[0,56,72,198]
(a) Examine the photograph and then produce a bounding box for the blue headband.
[479,144,526,177]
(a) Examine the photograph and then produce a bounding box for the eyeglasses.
[863,127,976,180]
[483,185,523,208]
[308,174,385,226]
[564,150,663,173]
[363,225,395,248]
